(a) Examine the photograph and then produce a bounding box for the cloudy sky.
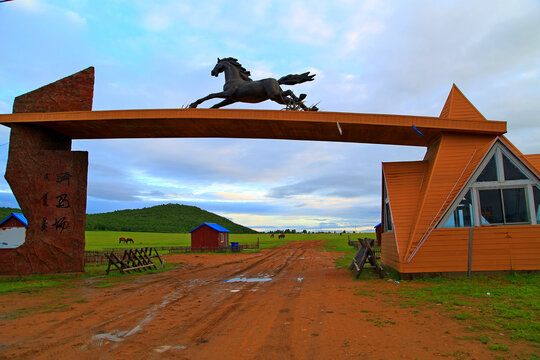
[1,0,539,232]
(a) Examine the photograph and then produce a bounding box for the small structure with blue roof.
[190,223,230,250]
[0,213,28,255]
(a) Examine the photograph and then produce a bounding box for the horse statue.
[189,57,318,111]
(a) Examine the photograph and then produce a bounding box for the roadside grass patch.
[0,261,176,296]
[395,272,540,344]
[487,343,509,352]
[320,233,377,272]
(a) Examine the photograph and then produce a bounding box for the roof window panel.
[502,154,528,180]
[477,155,498,182]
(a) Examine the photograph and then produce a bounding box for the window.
[503,188,528,223]
[479,188,528,224]
[439,142,540,228]
[479,189,504,224]
[503,155,527,180]
[384,201,393,231]
[383,182,393,232]
[534,186,540,222]
[443,190,473,228]
[477,155,498,182]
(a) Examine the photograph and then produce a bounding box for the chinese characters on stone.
[41,172,73,233]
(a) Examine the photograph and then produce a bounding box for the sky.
[1,0,539,232]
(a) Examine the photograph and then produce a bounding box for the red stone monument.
[0,67,93,274]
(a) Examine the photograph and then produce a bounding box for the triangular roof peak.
[439,84,486,121]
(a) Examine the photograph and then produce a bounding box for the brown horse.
[278,234,285,239]
[119,237,134,244]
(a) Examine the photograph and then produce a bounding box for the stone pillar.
[0,67,93,274]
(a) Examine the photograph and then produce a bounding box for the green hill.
[0,204,258,234]
[85,203,257,233]
[0,207,23,221]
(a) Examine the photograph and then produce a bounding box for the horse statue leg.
[189,91,231,108]
[211,99,237,109]
[275,90,318,111]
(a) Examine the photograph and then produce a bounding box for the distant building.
[190,223,230,250]
[0,213,28,256]
[380,86,540,276]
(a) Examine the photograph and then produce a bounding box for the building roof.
[522,154,540,176]
[384,86,540,264]
[189,223,230,233]
[0,213,28,227]
[439,84,487,121]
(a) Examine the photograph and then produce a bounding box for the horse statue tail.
[278,72,316,85]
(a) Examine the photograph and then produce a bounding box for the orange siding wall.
[399,226,540,273]
[402,228,470,273]
[381,231,400,271]
[470,225,540,271]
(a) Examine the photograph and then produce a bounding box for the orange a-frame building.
[381,85,540,276]
[0,67,538,275]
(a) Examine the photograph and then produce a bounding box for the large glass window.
[502,188,528,223]
[479,188,528,224]
[479,189,504,224]
[443,190,473,228]
[440,144,540,228]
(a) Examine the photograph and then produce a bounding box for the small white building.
[0,213,28,255]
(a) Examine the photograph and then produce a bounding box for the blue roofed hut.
[190,223,230,250]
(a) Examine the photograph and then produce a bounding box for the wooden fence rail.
[105,247,164,274]
[85,242,260,265]
[348,238,384,278]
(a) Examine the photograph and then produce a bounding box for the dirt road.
[0,241,531,359]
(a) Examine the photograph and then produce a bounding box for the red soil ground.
[0,241,535,359]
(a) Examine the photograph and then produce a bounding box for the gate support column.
[0,67,93,274]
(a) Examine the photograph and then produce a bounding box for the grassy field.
[84,231,375,251]
[386,272,540,350]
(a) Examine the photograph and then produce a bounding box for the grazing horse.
[189,57,318,111]
[278,234,285,239]
[270,234,275,238]
[119,237,126,244]
[126,238,134,244]
[119,237,134,244]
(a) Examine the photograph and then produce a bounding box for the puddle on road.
[222,277,272,283]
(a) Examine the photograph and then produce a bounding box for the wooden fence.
[85,241,260,265]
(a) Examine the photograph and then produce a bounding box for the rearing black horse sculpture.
[189,57,318,111]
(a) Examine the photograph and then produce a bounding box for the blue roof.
[190,222,230,233]
[0,213,28,227]
[374,222,382,228]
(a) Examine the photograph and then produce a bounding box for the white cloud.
[2,0,539,231]
[280,2,334,45]
[65,9,86,26]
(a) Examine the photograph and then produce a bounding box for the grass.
[394,272,540,345]
[0,261,178,295]
[85,231,375,252]
[319,234,382,281]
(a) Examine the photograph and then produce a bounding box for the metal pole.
[468,227,473,278]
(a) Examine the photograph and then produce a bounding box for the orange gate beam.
[0,108,506,147]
